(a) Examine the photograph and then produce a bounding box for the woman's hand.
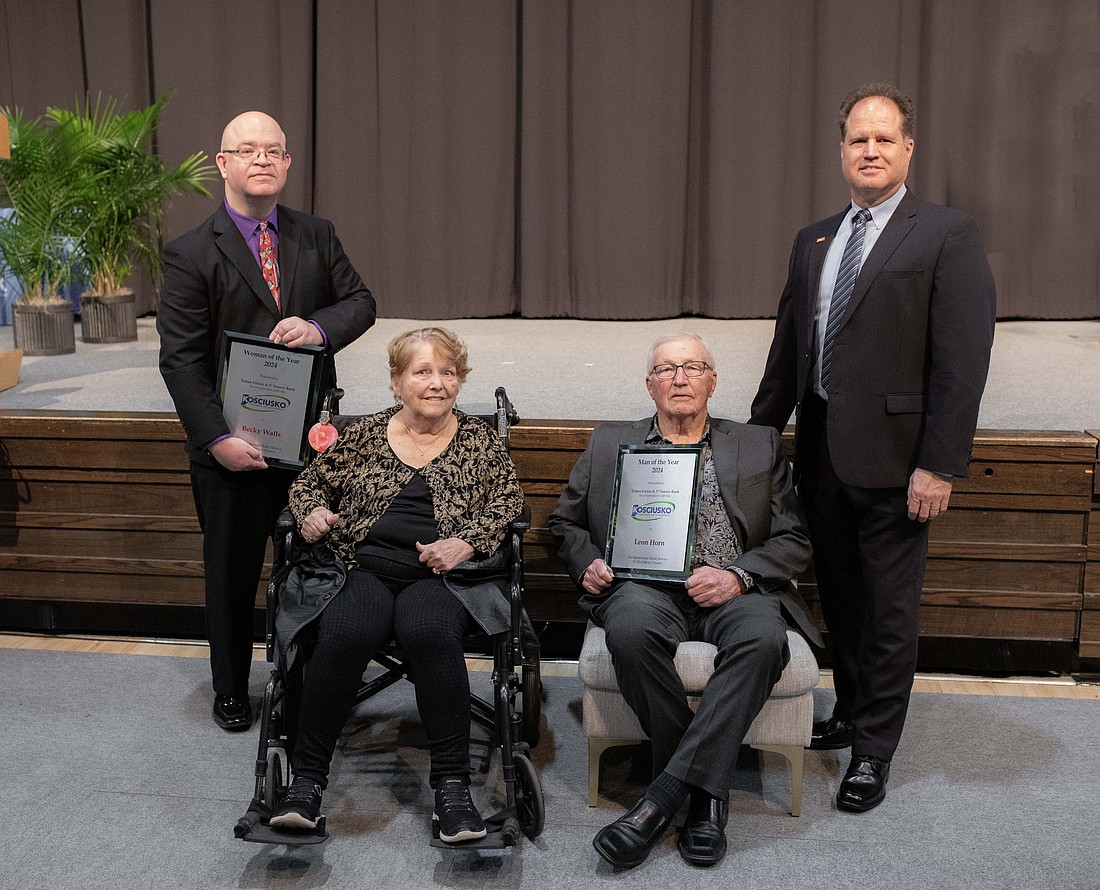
[301,507,340,543]
[416,538,475,574]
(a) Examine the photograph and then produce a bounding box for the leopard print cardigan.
[288,406,524,566]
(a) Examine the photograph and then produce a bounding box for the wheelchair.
[234,387,545,848]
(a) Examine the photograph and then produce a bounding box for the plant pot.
[81,291,138,343]
[12,301,76,356]
[0,348,21,392]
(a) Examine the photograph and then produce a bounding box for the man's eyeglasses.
[650,361,712,380]
[220,147,288,161]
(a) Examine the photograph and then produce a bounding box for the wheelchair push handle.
[495,387,520,445]
[320,388,344,422]
[308,388,345,453]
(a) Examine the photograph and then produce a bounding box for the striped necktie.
[821,208,871,392]
[258,221,280,309]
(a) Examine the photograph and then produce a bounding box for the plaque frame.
[605,443,706,582]
[217,331,325,470]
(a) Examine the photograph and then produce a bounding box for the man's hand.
[269,317,323,348]
[301,507,340,543]
[907,467,952,522]
[209,436,268,471]
[685,566,744,608]
[581,558,615,595]
[417,538,476,574]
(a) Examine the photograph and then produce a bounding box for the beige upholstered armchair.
[578,624,819,815]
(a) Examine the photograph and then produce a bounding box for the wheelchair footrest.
[235,809,329,846]
[429,807,521,850]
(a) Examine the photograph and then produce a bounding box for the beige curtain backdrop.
[1,0,1097,319]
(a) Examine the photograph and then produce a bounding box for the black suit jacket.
[548,417,821,645]
[751,190,996,487]
[157,203,376,463]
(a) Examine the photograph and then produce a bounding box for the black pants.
[189,460,296,698]
[291,568,475,789]
[798,393,929,761]
[592,580,789,800]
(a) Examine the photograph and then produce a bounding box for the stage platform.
[1,317,1098,430]
[2,316,1100,673]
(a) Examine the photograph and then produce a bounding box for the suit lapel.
[212,205,281,320]
[709,421,749,542]
[837,190,919,329]
[805,210,846,347]
[276,206,299,314]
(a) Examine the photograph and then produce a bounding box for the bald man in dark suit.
[158,111,375,731]
[751,84,996,812]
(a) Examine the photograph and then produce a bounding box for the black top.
[355,472,439,575]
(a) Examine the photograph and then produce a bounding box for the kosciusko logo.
[241,393,291,412]
[631,501,675,521]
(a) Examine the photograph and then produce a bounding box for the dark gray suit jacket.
[751,190,996,487]
[157,202,377,464]
[548,417,821,645]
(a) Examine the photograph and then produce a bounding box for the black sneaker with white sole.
[269,777,323,830]
[433,777,486,843]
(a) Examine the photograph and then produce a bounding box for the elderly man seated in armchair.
[549,333,819,869]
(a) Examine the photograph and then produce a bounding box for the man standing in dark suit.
[751,84,996,811]
[158,111,376,731]
[550,334,818,868]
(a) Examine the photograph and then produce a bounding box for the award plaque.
[605,444,706,582]
[217,331,325,470]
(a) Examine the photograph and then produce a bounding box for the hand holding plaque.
[604,444,706,582]
[217,331,325,470]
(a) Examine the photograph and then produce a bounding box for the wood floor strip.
[2,632,1098,699]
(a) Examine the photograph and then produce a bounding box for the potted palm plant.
[53,94,215,343]
[0,109,86,355]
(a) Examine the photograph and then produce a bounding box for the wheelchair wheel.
[512,753,544,839]
[520,660,541,747]
[263,747,288,812]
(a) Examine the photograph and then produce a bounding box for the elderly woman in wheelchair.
[268,326,525,844]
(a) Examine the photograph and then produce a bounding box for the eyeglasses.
[220,147,288,161]
[650,361,712,380]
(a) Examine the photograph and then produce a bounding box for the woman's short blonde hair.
[388,326,471,384]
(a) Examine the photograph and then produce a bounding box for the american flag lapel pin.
[815,236,827,243]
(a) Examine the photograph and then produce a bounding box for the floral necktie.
[258,221,280,310]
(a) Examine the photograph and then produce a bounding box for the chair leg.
[751,743,804,817]
[587,737,637,807]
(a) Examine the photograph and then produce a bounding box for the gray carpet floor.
[2,647,1098,889]
[1,317,1099,430]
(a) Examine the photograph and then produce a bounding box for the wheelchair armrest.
[272,508,297,575]
[268,508,299,661]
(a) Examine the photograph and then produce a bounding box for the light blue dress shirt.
[813,184,907,398]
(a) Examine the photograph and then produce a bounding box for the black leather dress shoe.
[593,798,674,869]
[677,792,729,867]
[810,715,855,750]
[212,695,252,732]
[837,754,890,812]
